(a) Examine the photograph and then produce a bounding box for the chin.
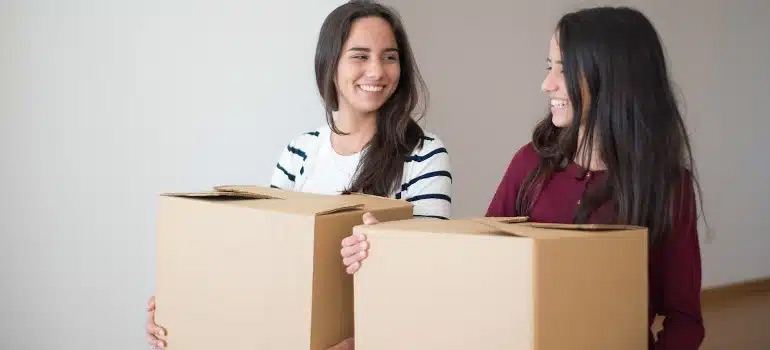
[551,114,573,128]
[353,102,385,114]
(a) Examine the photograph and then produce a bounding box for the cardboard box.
[353,217,648,350]
[154,185,413,350]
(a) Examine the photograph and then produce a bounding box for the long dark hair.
[314,0,427,196]
[517,6,702,246]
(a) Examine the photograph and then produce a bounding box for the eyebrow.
[348,47,399,53]
[546,57,563,64]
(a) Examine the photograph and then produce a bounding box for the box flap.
[161,190,275,200]
[471,218,643,239]
[354,218,507,237]
[165,185,398,216]
[468,217,530,237]
[220,185,369,216]
[355,217,643,240]
[524,222,643,231]
[475,216,529,224]
[338,192,413,212]
[213,185,288,199]
[293,198,365,216]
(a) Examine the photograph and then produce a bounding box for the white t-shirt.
[269,124,452,220]
[297,131,360,195]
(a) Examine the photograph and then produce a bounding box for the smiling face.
[542,34,573,128]
[334,16,401,117]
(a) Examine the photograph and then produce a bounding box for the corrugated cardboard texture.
[353,218,648,350]
[155,187,413,350]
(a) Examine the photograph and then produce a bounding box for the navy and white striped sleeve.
[400,136,452,220]
[269,140,304,190]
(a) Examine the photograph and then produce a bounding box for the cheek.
[557,79,568,94]
[387,64,401,86]
[564,106,575,124]
[336,63,360,86]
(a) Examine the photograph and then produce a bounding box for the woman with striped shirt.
[268,0,451,220]
[269,125,451,221]
[146,2,450,350]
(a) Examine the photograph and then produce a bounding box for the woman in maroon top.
[486,7,704,350]
[342,6,704,350]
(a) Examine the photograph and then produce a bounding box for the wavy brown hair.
[315,0,428,196]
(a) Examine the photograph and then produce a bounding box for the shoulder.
[279,125,328,162]
[511,142,539,167]
[272,126,328,188]
[285,125,327,150]
[497,142,540,189]
[498,141,540,177]
[275,125,328,172]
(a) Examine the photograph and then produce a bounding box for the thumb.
[362,212,379,225]
[147,296,156,311]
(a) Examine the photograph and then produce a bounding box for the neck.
[575,126,607,171]
[330,106,377,155]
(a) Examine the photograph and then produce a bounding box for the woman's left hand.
[340,212,379,274]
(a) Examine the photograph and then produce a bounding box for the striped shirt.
[269,125,452,220]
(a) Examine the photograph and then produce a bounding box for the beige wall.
[384,0,770,288]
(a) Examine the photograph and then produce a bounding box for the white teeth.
[359,85,384,92]
[550,99,568,108]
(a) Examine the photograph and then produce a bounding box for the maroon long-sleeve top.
[486,143,704,350]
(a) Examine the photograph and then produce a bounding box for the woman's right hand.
[146,296,167,349]
[146,296,350,350]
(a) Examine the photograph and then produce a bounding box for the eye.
[352,55,368,60]
[384,54,399,61]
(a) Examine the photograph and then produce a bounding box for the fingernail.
[157,341,165,348]
[359,242,367,249]
[359,251,366,258]
[355,234,365,240]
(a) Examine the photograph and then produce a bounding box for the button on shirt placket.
[577,171,593,206]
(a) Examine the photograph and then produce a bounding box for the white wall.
[0,0,342,349]
[384,0,770,288]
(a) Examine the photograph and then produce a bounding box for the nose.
[541,70,558,93]
[365,59,384,79]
